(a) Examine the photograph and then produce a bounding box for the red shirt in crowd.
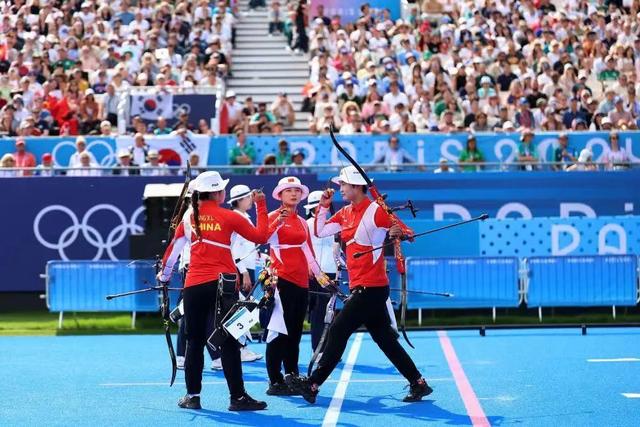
[314,197,393,287]
[13,150,36,176]
[160,198,268,287]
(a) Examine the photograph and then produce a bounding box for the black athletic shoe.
[228,393,268,411]
[178,395,202,409]
[403,378,433,402]
[266,382,299,396]
[285,374,318,404]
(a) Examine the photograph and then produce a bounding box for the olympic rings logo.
[33,204,145,261]
[51,139,117,167]
[172,103,192,116]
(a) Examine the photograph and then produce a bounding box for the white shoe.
[240,347,263,362]
[211,358,223,370]
[177,356,185,370]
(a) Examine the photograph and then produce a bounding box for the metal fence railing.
[0,161,637,177]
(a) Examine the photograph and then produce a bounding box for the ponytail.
[191,191,201,240]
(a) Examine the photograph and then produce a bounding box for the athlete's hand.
[241,271,252,292]
[252,189,265,202]
[315,271,334,288]
[320,188,335,207]
[156,271,171,283]
[389,224,404,239]
[277,208,290,224]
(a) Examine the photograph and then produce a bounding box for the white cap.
[186,179,197,197]
[502,121,515,130]
[304,190,324,210]
[147,149,159,158]
[192,171,230,193]
[117,148,131,158]
[331,165,368,186]
[227,184,252,204]
[225,90,236,98]
[85,88,94,96]
[601,117,612,125]
[578,148,593,163]
[272,176,310,201]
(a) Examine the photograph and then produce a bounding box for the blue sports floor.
[2,328,639,427]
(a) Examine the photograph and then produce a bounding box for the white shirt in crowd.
[140,162,169,176]
[69,151,98,168]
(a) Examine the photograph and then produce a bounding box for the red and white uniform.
[267,209,320,288]
[160,199,268,287]
[314,197,392,287]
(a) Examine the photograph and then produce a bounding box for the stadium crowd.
[0,1,638,175]
[298,1,640,135]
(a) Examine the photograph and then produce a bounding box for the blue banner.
[2,131,639,169]
[2,171,639,292]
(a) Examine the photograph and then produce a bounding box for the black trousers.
[308,273,336,352]
[177,268,216,360]
[183,280,244,398]
[266,278,308,384]
[309,286,421,386]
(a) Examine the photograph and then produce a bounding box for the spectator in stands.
[270,93,296,127]
[374,135,422,172]
[129,133,150,167]
[566,149,597,172]
[434,158,454,174]
[224,91,243,132]
[458,134,485,172]
[173,111,195,132]
[99,121,113,136]
[69,137,97,168]
[256,154,277,175]
[514,98,535,129]
[609,97,633,127]
[314,104,340,133]
[249,102,277,133]
[188,152,205,177]
[197,120,215,136]
[68,151,101,177]
[36,153,57,177]
[79,89,100,135]
[112,149,139,176]
[603,131,630,171]
[562,97,588,130]
[154,117,173,135]
[0,153,17,177]
[101,84,120,127]
[229,130,256,173]
[339,112,366,135]
[275,139,291,168]
[268,1,284,36]
[141,150,169,176]
[553,132,577,171]
[285,150,310,175]
[13,138,36,177]
[517,129,538,171]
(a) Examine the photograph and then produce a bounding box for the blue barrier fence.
[526,255,639,308]
[46,256,639,323]
[404,257,521,309]
[46,260,179,313]
[1,131,639,168]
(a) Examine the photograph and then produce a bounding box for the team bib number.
[223,307,259,340]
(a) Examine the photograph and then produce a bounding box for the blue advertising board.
[2,171,639,292]
[1,131,639,169]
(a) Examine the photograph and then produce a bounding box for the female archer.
[158,171,269,411]
[264,176,330,396]
[287,166,432,404]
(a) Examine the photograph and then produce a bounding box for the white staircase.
[231,0,310,133]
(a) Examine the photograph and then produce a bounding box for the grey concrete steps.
[229,77,308,87]
[231,69,308,78]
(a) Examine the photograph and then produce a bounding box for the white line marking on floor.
[587,358,640,363]
[99,377,452,387]
[622,393,640,399]
[322,332,364,427]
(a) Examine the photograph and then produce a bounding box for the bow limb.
[157,261,177,387]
